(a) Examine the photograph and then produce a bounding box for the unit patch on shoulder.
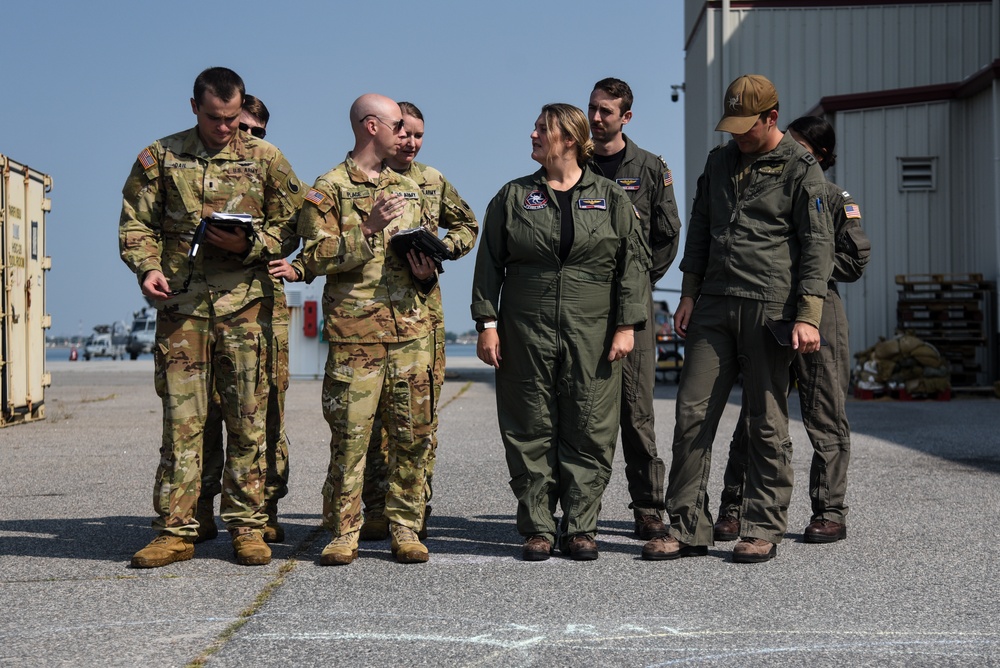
[616,177,641,191]
[138,148,156,170]
[578,198,607,210]
[663,169,673,187]
[523,190,548,210]
[844,204,861,219]
[305,189,326,206]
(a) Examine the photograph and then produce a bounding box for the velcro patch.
[138,148,156,170]
[844,204,861,219]
[616,177,640,191]
[305,189,326,206]
[523,190,548,210]
[578,198,607,210]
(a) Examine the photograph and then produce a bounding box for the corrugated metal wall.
[683,1,998,359]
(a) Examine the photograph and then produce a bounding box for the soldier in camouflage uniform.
[298,94,437,566]
[359,101,479,542]
[120,68,303,569]
[197,95,297,545]
[587,78,683,540]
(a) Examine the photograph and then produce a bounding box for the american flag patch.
[663,169,673,187]
[844,204,861,219]
[138,148,156,170]
[305,189,326,205]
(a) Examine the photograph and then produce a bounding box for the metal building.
[683,0,1000,382]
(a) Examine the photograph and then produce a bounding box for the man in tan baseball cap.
[641,71,833,566]
[715,74,779,134]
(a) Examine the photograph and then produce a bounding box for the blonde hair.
[541,103,594,166]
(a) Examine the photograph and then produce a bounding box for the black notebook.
[389,227,451,273]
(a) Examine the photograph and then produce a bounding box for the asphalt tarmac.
[1,357,998,667]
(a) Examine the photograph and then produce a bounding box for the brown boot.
[320,530,359,566]
[194,499,218,544]
[390,524,429,564]
[231,527,271,566]
[131,534,194,568]
[261,501,284,544]
[359,511,389,541]
[732,537,776,563]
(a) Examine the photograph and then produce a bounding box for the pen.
[815,197,822,213]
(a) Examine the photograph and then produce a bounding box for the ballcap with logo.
[715,74,779,134]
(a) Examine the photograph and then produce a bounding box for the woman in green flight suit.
[471,104,650,562]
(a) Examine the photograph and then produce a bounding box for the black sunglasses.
[360,114,404,133]
[239,122,266,139]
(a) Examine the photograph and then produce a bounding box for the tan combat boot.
[261,500,284,544]
[194,499,218,544]
[231,527,271,566]
[131,534,194,568]
[390,523,429,564]
[359,511,389,541]
[320,530,359,566]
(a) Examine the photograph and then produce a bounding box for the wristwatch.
[475,320,498,333]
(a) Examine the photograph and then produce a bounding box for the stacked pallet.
[895,274,998,389]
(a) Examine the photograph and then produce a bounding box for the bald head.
[348,93,405,171]
[351,93,399,135]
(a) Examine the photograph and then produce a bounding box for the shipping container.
[1,154,52,427]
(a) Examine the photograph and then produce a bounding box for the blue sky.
[2,0,686,337]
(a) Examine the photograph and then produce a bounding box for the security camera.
[671,91,679,103]
[670,84,685,103]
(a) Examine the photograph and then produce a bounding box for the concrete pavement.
[1,355,998,667]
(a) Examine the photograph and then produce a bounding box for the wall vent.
[898,157,937,192]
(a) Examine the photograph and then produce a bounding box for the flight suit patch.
[758,164,784,176]
[578,198,607,210]
[664,169,673,186]
[523,190,548,210]
[616,177,640,191]
[844,204,861,219]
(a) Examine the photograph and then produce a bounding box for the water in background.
[47,343,478,364]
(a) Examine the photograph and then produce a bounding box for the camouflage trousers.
[151,299,271,537]
[200,294,290,505]
[361,326,444,515]
[321,335,435,536]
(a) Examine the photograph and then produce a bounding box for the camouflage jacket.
[298,155,435,343]
[587,134,682,284]
[119,127,303,317]
[402,161,479,328]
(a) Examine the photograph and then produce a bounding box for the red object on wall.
[303,300,318,337]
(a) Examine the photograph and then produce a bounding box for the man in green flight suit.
[642,74,833,564]
[587,78,683,540]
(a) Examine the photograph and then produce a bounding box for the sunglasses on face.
[239,122,266,139]
[360,114,404,133]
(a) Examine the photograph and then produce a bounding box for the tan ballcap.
[715,74,778,134]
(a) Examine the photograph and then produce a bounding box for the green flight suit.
[719,181,870,526]
[471,169,651,547]
[667,133,833,546]
[589,134,682,520]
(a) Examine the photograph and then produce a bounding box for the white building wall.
[683,1,998,361]
[835,102,954,353]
